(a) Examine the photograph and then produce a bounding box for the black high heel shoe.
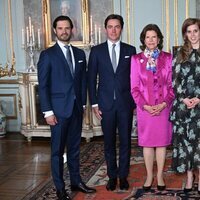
[183,174,195,193]
[143,178,154,192]
[157,185,166,191]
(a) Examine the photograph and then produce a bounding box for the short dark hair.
[53,15,73,29]
[104,14,124,29]
[140,24,164,51]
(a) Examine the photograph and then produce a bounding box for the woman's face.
[185,23,200,49]
[144,30,160,51]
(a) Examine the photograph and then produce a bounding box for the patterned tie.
[112,43,117,72]
[65,45,74,77]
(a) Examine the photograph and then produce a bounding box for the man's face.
[54,20,72,43]
[105,19,122,43]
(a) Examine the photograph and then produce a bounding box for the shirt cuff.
[43,110,54,118]
[92,104,98,108]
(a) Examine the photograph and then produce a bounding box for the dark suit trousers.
[101,101,133,179]
[50,102,82,191]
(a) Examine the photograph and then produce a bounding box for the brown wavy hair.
[140,24,164,51]
[176,18,200,63]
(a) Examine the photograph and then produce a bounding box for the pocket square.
[78,60,83,63]
[125,56,130,58]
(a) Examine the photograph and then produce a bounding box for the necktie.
[65,45,74,77]
[112,43,117,72]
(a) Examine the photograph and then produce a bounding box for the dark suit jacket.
[37,43,87,118]
[88,41,136,112]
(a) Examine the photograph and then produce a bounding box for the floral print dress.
[170,49,200,173]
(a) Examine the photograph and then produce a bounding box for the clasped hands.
[183,97,200,109]
[143,102,167,116]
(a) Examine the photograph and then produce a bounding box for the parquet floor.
[0,132,52,200]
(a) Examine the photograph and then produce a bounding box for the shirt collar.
[57,40,71,49]
[107,39,120,48]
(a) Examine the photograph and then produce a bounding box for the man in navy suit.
[37,15,96,200]
[88,14,136,191]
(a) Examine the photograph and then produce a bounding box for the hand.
[143,105,157,115]
[190,97,200,108]
[45,115,58,126]
[183,98,197,109]
[143,102,166,116]
[151,102,167,115]
[92,106,102,120]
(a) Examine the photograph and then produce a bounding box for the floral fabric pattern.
[144,48,160,73]
[170,49,200,173]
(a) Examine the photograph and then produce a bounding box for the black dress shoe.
[157,185,166,191]
[119,178,129,190]
[106,178,117,191]
[71,182,96,193]
[56,189,71,200]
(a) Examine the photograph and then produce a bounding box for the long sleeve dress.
[130,51,174,147]
[170,49,200,173]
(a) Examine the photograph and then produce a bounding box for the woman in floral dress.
[170,18,200,194]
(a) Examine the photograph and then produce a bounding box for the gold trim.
[43,0,89,48]
[162,0,164,33]
[132,0,135,45]
[126,0,130,44]
[8,0,13,60]
[0,0,16,77]
[174,0,178,46]
[165,0,170,52]
[186,0,189,18]
[0,80,18,84]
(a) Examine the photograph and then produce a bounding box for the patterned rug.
[23,141,200,200]
[22,141,105,200]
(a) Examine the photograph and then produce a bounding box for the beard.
[57,33,71,42]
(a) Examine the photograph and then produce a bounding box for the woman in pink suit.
[130,24,174,191]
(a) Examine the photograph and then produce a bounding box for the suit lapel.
[117,42,125,71]
[54,43,74,78]
[54,43,66,63]
[103,42,114,73]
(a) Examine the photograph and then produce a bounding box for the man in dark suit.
[88,14,136,191]
[37,15,96,200]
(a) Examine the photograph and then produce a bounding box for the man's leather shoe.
[56,189,71,200]
[71,182,96,193]
[119,178,129,190]
[106,178,117,191]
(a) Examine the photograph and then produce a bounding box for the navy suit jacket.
[88,41,136,112]
[37,43,87,118]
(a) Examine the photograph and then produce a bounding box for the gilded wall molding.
[174,0,178,46]
[186,0,189,18]
[131,0,135,45]
[126,0,130,44]
[165,0,170,52]
[0,0,16,77]
[162,0,164,33]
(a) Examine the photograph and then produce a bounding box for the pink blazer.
[130,51,174,110]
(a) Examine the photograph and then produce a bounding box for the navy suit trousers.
[50,102,82,190]
[101,101,133,179]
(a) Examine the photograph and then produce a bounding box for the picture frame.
[0,94,17,119]
[42,0,89,48]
